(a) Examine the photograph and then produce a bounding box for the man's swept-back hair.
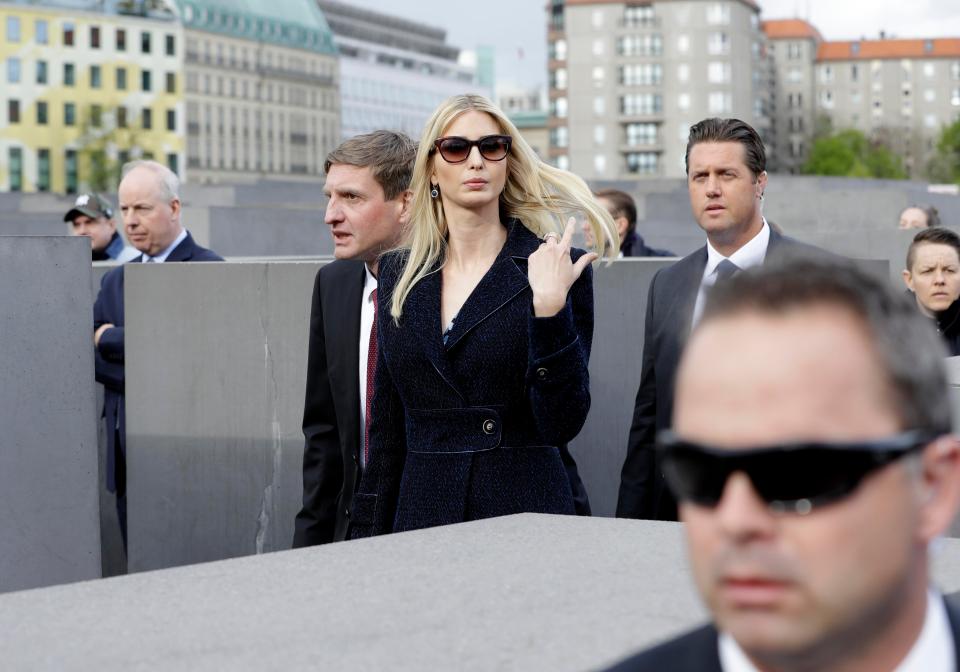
[324,130,416,201]
[685,117,766,179]
[906,227,960,270]
[594,188,637,235]
[701,255,951,435]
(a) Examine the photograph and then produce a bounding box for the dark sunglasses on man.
[657,429,936,515]
[430,134,512,164]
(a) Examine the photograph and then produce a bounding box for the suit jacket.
[292,260,366,547]
[603,594,960,671]
[93,231,223,492]
[349,219,592,537]
[616,229,821,521]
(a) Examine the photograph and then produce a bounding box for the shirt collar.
[704,219,770,280]
[718,589,954,672]
[363,263,378,303]
[143,228,187,263]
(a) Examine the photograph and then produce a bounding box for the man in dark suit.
[590,188,675,258]
[292,131,416,547]
[94,160,223,550]
[607,257,960,671]
[617,118,820,521]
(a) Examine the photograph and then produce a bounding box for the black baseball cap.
[64,193,114,222]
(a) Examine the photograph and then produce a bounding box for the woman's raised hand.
[527,217,598,317]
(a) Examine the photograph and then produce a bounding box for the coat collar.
[402,219,539,397]
[133,230,197,263]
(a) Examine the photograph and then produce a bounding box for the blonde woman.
[348,94,618,537]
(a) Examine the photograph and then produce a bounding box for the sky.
[343,0,960,91]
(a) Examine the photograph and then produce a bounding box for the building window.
[8,100,20,124]
[925,89,936,102]
[924,63,935,78]
[142,108,152,129]
[116,67,126,90]
[551,67,567,90]
[678,63,690,82]
[551,97,568,119]
[9,147,22,191]
[6,16,20,42]
[592,9,604,28]
[555,155,569,171]
[90,26,100,49]
[63,22,74,46]
[593,39,604,57]
[594,125,606,145]
[952,89,960,106]
[618,34,663,57]
[90,104,101,127]
[549,39,567,61]
[116,28,126,51]
[167,153,179,175]
[620,94,662,115]
[64,102,75,126]
[36,60,47,84]
[708,92,731,114]
[550,126,568,148]
[594,154,606,175]
[626,152,658,175]
[624,5,655,27]
[706,3,730,25]
[851,64,859,82]
[141,31,151,54]
[117,106,127,128]
[165,34,176,56]
[37,149,50,192]
[678,93,691,110]
[788,42,802,59]
[65,150,78,194]
[821,90,835,108]
[708,62,731,84]
[90,65,101,88]
[621,63,663,86]
[64,63,75,86]
[594,96,606,115]
[7,57,20,83]
[37,101,47,124]
[141,70,152,92]
[708,32,729,55]
[677,34,689,53]
[952,62,960,80]
[166,109,176,131]
[625,122,657,146]
[166,72,176,93]
[821,66,833,83]
[35,19,47,44]
[592,66,605,86]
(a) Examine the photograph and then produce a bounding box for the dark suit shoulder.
[652,246,706,284]
[604,624,721,672]
[319,258,366,283]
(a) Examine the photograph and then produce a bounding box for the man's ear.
[169,197,181,220]
[397,189,413,227]
[756,170,768,199]
[916,436,960,544]
[902,269,914,292]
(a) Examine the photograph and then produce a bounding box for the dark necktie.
[715,259,740,284]
[364,288,378,466]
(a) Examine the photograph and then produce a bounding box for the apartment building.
[762,19,820,173]
[548,0,771,180]
[178,0,339,183]
[813,38,960,176]
[0,1,185,193]
[317,0,484,143]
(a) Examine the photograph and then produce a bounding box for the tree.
[927,119,960,184]
[802,129,907,180]
[75,106,146,193]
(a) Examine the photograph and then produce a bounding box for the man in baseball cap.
[65,193,138,262]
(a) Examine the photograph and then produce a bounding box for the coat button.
[482,419,496,434]
[352,453,359,465]
[536,367,548,379]
[345,508,351,519]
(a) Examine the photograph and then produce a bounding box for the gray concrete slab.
[124,261,324,572]
[1,514,959,671]
[0,236,101,592]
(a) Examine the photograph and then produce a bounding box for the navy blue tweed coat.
[349,219,594,536]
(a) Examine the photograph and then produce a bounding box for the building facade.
[317,0,486,143]
[0,1,185,193]
[548,0,771,180]
[177,0,339,183]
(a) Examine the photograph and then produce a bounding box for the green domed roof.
[172,0,336,54]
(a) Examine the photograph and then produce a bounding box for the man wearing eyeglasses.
[606,257,960,671]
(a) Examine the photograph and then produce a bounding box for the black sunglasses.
[657,430,935,514]
[430,135,512,164]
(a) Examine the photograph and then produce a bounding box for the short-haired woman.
[903,227,960,355]
[349,94,618,536]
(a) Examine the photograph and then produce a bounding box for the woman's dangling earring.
[430,185,439,198]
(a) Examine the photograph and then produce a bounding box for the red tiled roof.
[817,38,960,61]
[762,18,822,42]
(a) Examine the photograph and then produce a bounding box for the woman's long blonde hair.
[390,93,619,321]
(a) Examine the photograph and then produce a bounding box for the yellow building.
[0,2,185,193]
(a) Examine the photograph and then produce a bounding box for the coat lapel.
[673,246,707,339]
[326,261,365,440]
[442,220,536,352]
[166,231,196,262]
[405,263,464,399]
